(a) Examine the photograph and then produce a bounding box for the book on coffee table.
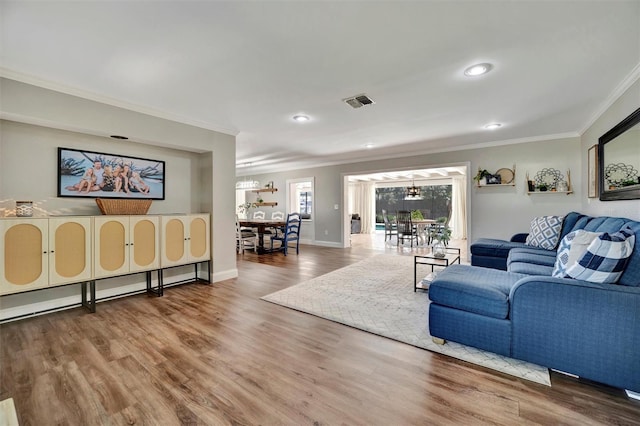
[417,272,438,290]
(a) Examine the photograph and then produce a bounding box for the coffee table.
[414,247,461,292]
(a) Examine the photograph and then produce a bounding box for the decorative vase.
[432,241,446,258]
[556,181,568,192]
[16,201,33,217]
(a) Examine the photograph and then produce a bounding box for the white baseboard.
[311,240,343,248]
[626,390,640,400]
[212,268,238,282]
[551,369,579,378]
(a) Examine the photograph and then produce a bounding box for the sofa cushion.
[471,238,529,259]
[552,230,603,278]
[428,264,526,320]
[567,226,636,284]
[525,215,564,250]
[507,247,556,275]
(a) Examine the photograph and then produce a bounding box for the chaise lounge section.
[428,212,640,395]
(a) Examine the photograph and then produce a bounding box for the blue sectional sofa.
[428,212,640,394]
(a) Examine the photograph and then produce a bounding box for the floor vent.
[343,94,375,109]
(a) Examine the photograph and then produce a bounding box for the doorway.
[342,163,471,250]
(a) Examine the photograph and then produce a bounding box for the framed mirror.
[598,107,640,201]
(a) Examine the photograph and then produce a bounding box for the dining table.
[412,219,437,245]
[239,219,287,254]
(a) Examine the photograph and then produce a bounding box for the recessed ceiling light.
[484,123,502,130]
[293,115,309,122]
[464,63,493,77]
[365,143,374,149]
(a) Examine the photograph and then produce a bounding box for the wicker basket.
[96,198,152,215]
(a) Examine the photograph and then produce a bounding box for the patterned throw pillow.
[525,215,565,250]
[552,230,603,278]
[566,226,636,284]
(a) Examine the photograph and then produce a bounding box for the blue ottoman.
[428,264,526,356]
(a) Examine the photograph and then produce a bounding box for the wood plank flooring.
[1,244,639,425]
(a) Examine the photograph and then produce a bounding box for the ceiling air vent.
[343,94,375,109]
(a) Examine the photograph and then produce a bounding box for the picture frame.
[57,147,165,200]
[486,174,502,185]
[588,144,598,198]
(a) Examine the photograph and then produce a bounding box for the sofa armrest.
[510,276,640,392]
[510,233,528,243]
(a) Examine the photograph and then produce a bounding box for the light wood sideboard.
[0,214,210,319]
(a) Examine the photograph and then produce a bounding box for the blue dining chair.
[270,212,302,255]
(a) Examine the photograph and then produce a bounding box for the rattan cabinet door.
[188,214,210,262]
[49,217,92,286]
[160,216,188,267]
[94,216,130,278]
[129,216,160,273]
[0,219,49,295]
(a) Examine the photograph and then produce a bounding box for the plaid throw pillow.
[525,215,564,250]
[566,226,636,284]
[552,230,603,278]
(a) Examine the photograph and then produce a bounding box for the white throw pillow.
[552,230,603,278]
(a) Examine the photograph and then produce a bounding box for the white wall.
[581,78,640,220]
[0,78,238,321]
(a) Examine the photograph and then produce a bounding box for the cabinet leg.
[81,281,96,313]
[146,270,163,297]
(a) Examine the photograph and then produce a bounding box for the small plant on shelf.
[473,168,491,183]
[537,184,548,192]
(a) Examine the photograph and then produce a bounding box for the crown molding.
[579,61,640,135]
[0,68,238,136]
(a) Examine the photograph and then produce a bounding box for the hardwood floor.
[1,243,639,425]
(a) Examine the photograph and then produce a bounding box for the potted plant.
[473,168,491,186]
[238,202,256,216]
[429,219,451,258]
[537,184,548,192]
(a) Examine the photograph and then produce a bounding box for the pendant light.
[404,178,423,200]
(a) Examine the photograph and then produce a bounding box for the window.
[375,184,452,223]
[287,178,314,220]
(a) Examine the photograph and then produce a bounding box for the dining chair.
[270,212,301,255]
[396,210,418,247]
[253,211,265,219]
[382,209,397,242]
[235,215,256,254]
[268,211,286,238]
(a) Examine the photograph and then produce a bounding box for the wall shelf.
[526,190,574,195]
[253,187,278,207]
[526,169,573,195]
[475,165,516,187]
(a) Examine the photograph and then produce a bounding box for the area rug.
[261,254,551,386]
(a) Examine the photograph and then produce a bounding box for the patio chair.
[382,209,397,242]
[396,210,418,247]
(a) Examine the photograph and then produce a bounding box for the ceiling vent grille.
[343,94,375,109]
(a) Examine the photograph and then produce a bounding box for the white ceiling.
[2,1,639,175]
